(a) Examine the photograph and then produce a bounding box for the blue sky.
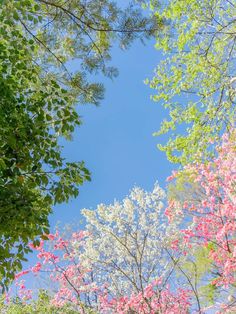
[49,38,177,228]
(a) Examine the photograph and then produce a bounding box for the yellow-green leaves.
[150,0,236,164]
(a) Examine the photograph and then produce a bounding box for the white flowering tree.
[9,184,194,313]
[81,183,182,297]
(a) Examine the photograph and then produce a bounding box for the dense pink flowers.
[99,282,191,314]
[167,130,236,308]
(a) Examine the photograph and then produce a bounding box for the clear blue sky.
[49,39,177,228]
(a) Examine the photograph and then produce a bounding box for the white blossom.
[81,183,180,296]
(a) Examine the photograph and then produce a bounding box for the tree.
[12,231,99,313]
[10,228,191,314]
[81,183,181,297]
[0,290,80,314]
[147,0,236,164]
[166,130,236,312]
[8,184,193,313]
[0,10,90,289]
[8,0,161,103]
[0,0,161,288]
[98,281,191,314]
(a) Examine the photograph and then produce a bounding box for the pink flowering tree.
[99,281,191,314]
[13,230,100,313]
[166,130,236,312]
[11,229,192,314]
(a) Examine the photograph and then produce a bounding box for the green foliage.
[182,246,213,281]
[0,290,97,313]
[168,169,200,203]
[148,0,236,164]
[194,246,219,306]
[0,0,160,289]
[199,283,217,306]
[10,0,161,100]
[0,4,90,289]
[177,245,219,307]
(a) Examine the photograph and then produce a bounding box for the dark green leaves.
[0,1,91,290]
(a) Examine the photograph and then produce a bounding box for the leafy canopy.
[148,0,236,164]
